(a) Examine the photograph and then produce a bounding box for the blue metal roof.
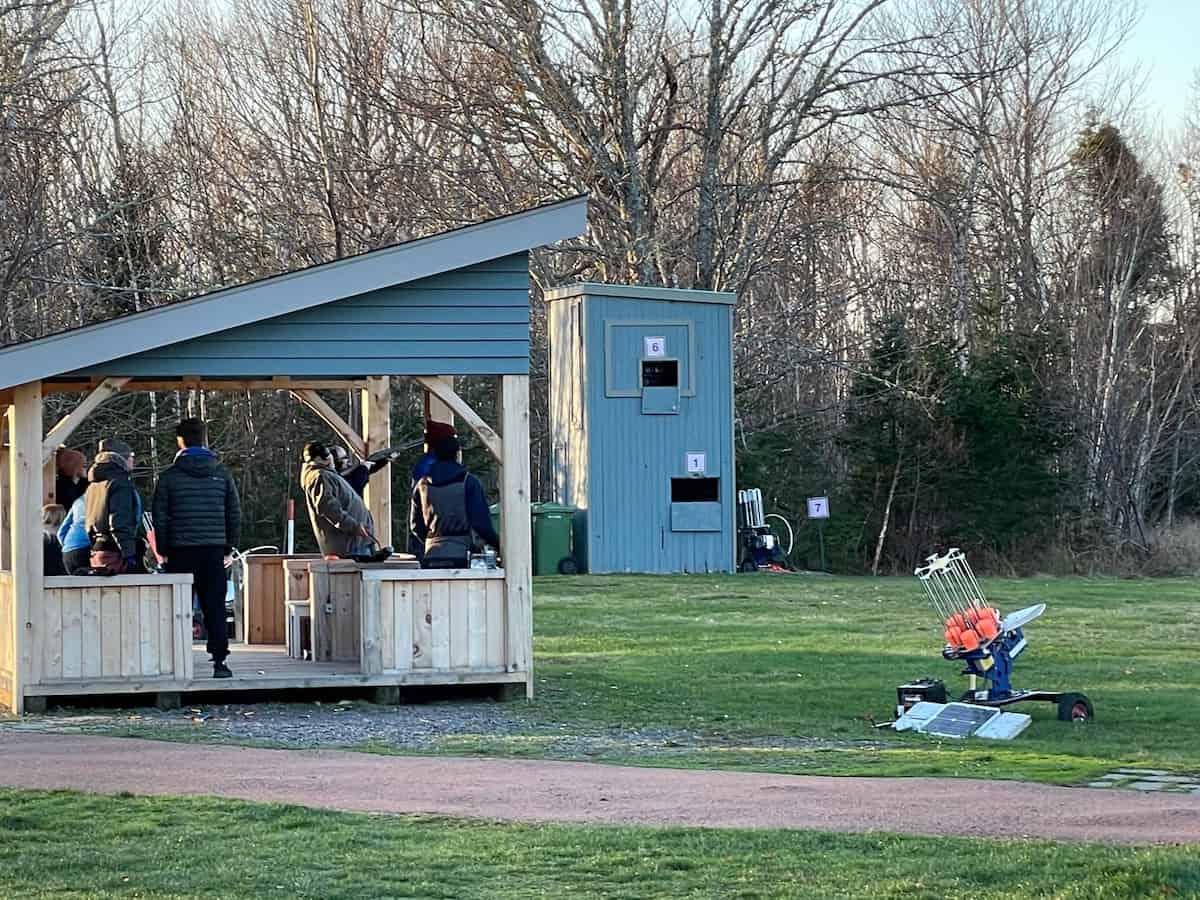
[0,196,587,389]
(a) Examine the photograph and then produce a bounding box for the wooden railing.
[359,569,510,676]
[32,575,195,691]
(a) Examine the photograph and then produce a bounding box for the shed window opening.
[641,359,679,388]
[671,477,719,503]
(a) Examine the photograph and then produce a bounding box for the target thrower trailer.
[910,549,1094,723]
[736,489,794,572]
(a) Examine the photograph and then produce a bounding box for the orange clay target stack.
[916,549,1000,652]
[914,549,1095,722]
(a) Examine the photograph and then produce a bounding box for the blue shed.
[547,283,736,574]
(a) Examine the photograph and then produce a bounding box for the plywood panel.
[100,588,122,677]
[390,583,413,673]
[158,590,173,676]
[330,573,359,663]
[411,582,432,669]
[380,581,395,671]
[449,580,470,669]
[119,587,140,677]
[139,587,159,676]
[247,556,289,645]
[485,579,505,669]
[360,578,382,675]
[173,583,191,680]
[80,588,101,678]
[0,575,14,679]
[430,580,451,669]
[467,579,487,668]
[61,589,82,679]
[42,588,63,682]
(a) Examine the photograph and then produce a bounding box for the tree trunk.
[872,442,903,577]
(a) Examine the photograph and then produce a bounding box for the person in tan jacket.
[300,441,375,557]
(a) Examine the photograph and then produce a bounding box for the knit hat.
[423,420,457,446]
[98,438,133,457]
[55,447,86,478]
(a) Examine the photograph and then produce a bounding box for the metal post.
[817,520,827,572]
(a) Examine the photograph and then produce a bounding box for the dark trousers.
[63,548,91,575]
[422,557,468,570]
[167,547,228,662]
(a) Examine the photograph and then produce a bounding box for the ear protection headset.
[303,441,330,463]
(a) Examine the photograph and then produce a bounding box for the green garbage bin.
[531,502,578,575]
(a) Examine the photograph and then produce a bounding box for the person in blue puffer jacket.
[58,495,92,574]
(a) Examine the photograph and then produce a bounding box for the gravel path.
[0,701,877,759]
[1,732,1197,844]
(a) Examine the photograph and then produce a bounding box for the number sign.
[644,336,666,358]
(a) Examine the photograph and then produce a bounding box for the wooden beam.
[42,377,131,466]
[10,382,44,714]
[361,376,392,547]
[423,376,455,427]
[291,390,367,458]
[40,378,369,395]
[499,375,533,699]
[413,376,502,463]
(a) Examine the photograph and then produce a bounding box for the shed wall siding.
[548,295,590,570]
[71,254,530,378]
[577,295,735,574]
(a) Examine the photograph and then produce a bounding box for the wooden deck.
[24,642,523,700]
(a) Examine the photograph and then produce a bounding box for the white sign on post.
[685,452,706,475]
[807,496,830,519]
[644,336,667,358]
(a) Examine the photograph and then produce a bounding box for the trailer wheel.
[1057,693,1093,723]
[557,556,579,576]
[739,559,758,573]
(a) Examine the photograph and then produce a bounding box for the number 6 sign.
[644,336,666,358]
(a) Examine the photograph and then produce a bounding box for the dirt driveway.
[1,732,1198,845]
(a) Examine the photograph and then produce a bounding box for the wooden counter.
[359,568,509,675]
[307,559,420,663]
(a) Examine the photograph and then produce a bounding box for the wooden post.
[10,382,44,714]
[500,375,533,698]
[1,411,10,571]
[361,376,392,547]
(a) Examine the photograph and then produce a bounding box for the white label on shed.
[686,452,706,475]
[807,496,830,519]
[644,336,667,358]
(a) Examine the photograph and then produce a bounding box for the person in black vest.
[152,418,241,679]
[409,435,500,569]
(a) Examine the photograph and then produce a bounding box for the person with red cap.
[407,420,457,556]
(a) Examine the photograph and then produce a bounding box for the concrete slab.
[1128,781,1168,792]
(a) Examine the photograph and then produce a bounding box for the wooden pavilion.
[0,196,587,713]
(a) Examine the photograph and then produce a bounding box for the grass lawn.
[0,788,1196,899]
[438,574,1198,784]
